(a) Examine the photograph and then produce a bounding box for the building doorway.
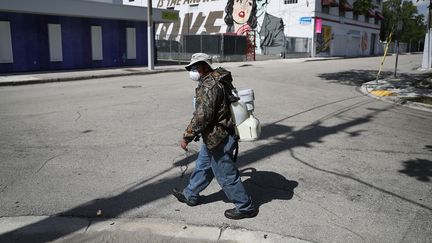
[370,33,376,56]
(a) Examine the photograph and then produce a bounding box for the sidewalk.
[0,57,342,86]
[360,74,432,112]
[0,65,186,86]
[0,216,310,243]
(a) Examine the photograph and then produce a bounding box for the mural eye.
[248,1,252,6]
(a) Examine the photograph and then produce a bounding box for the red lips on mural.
[239,11,245,18]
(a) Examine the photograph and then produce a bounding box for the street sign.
[299,17,312,25]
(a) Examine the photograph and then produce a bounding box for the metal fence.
[156,34,248,62]
[283,37,312,58]
[385,42,408,54]
[385,42,425,54]
[261,36,312,58]
[156,34,312,61]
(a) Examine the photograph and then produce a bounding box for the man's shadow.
[200,168,298,208]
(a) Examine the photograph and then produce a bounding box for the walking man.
[172,53,258,220]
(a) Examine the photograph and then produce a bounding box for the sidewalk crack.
[217,223,229,241]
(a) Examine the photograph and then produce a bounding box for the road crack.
[331,223,365,241]
[36,152,66,173]
[75,111,82,122]
[0,185,7,193]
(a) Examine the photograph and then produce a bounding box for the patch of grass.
[402,97,432,105]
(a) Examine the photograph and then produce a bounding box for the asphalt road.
[0,54,431,243]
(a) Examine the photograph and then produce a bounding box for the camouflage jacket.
[183,67,235,150]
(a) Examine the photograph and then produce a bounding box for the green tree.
[380,0,425,44]
[353,0,373,15]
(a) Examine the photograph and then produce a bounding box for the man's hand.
[180,139,189,151]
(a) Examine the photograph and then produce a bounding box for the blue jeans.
[183,135,254,212]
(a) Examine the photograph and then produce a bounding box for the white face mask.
[189,71,201,82]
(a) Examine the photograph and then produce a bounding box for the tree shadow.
[259,123,293,140]
[317,69,430,87]
[399,158,432,182]
[5,100,429,243]
[200,168,298,209]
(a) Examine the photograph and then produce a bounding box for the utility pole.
[394,39,399,77]
[394,1,403,78]
[147,0,154,70]
[394,20,402,78]
[428,0,431,69]
[423,0,431,69]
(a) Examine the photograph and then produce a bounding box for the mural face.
[224,0,257,35]
[255,0,267,18]
[233,0,253,25]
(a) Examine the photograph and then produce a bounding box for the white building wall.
[122,0,382,57]
[121,0,146,6]
[265,0,315,38]
[318,20,380,57]
[314,0,382,57]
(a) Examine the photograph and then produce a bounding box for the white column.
[147,0,154,70]
[422,30,431,69]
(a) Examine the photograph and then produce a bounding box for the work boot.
[224,208,258,220]
[172,188,199,207]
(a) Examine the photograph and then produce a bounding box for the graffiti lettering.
[157,0,164,8]
[156,11,224,38]
[182,12,205,34]
[157,0,217,8]
[204,11,223,33]
[166,0,181,7]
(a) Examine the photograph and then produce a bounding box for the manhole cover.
[122,85,142,88]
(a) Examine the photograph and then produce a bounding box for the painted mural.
[224,0,257,35]
[316,25,332,54]
[155,0,286,54]
[361,32,368,51]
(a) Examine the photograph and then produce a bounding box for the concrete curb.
[359,82,432,113]
[0,68,185,86]
[303,57,345,62]
[0,216,312,243]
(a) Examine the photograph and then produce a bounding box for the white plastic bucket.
[230,101,248,125]
[238,89,255,111]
